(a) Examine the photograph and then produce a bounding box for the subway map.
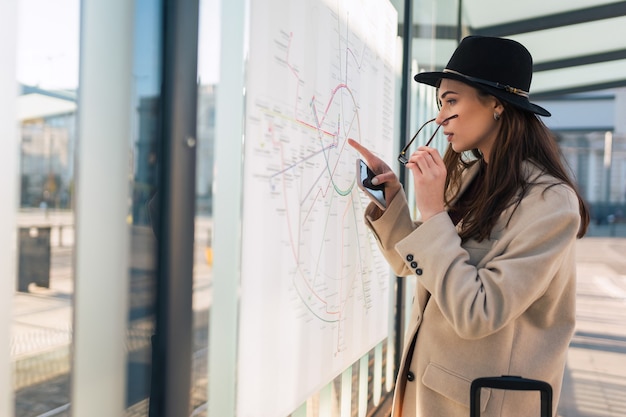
[238,0,397,415]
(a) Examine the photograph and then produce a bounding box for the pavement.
[558,236,626,417]
[8,221,626,417]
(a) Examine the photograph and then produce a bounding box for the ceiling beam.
[472,1,626,36]
[399,23,458,40]
[532,79,626,99]
[533,49,626,72]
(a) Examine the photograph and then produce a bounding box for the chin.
[451,143,468,153]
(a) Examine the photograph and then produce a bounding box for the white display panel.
[238,0,397,415]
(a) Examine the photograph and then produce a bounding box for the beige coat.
[364,162,580,417]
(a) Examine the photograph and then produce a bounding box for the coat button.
[406,254,414,262]
[407,371,415,381]
[416,268,423,276]
[410,261,418,269]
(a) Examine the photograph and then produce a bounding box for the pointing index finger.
[348,138,375,163]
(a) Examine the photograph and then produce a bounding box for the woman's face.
[436,79,503,161]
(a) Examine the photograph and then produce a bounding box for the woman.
[350,36,589,417]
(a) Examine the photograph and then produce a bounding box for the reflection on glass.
[190,68,217,417]
[125,0,163,415]
[13,1,79,415]
[191,1,220,412]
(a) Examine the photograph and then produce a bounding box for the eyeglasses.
[398,114,458,165]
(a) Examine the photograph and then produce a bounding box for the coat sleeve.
[393,182,581,339]
[363,163,483,277]
[364,188,423,276]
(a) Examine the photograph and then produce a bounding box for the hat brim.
[414,71,551,117]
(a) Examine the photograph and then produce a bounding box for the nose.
[435,109,449,125]
[435,112,458,126]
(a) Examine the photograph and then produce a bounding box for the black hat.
[414,36,550,117]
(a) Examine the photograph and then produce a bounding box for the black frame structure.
[394,0,414,380]
[149,0,200,415]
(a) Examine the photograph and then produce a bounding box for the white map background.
[238,0,397,415]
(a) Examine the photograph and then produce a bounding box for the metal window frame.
[149,0,200,415]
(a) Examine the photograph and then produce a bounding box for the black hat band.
[443,69,530,99]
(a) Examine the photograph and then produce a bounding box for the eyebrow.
[439,90,458,100]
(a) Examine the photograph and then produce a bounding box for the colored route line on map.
[263,25,373,329]
[340,13,367,85]
[266,121,345,321]
[284,31,361,195]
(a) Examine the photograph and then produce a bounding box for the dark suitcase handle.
[470,375,552,417]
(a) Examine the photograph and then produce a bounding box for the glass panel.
[192,0,220,414]
[406,0,456,230]
[13,0,79,415]
[205,0,402,415]
[125,0,163,414]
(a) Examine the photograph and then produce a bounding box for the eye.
[437,98,455,110]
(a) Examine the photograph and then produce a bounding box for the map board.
[238,0,397,415]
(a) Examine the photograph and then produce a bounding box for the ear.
[493,98,505,114]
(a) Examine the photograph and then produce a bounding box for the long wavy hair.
[442,101,590,242]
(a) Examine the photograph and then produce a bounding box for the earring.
[494,112,501,121]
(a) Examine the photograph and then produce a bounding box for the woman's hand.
[405,146,447,221]
[347,138,401,207]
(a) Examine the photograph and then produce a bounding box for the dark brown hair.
[442,102,590,241]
